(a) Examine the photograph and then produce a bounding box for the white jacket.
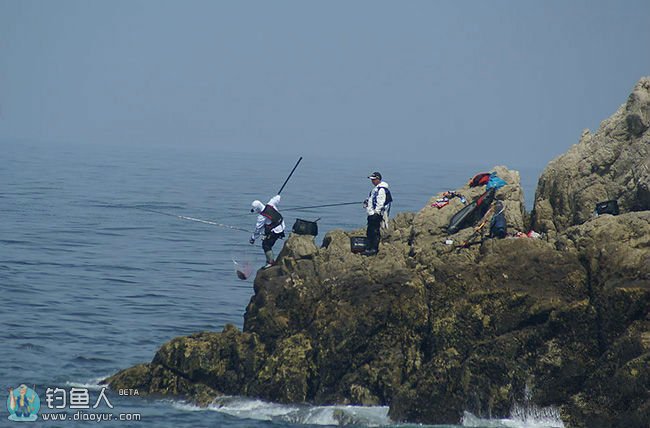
[251,195,285,240]
[366,181,391,216]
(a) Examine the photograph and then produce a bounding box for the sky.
[1,0,649,169]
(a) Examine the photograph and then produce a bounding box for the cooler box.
[595,200,619,216]
[350,237,368,253]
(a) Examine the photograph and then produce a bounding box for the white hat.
[251,200,265,213]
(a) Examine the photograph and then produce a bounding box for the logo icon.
[7,385,40,422]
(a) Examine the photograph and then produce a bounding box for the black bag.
[447,188,496,234]
[350,237,368,253]
[292,218,318,236]
[595,200,619,216]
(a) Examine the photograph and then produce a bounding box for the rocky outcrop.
[107,78,650,427]
[558,213,650,427]
[107,326,266,406]
[532,77,650,237]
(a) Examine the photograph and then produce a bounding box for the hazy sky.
[1,0,649,168]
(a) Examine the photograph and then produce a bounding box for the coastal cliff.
[107,78,650,427]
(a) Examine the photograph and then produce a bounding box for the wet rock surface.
[106,78,650,427]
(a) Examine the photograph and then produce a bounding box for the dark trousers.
[262,231,284,252]
[366,214,382,252]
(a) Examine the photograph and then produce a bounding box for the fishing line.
[131,206,251,233]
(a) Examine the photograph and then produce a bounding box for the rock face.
[532,77,650,237]
[107,78,650,428]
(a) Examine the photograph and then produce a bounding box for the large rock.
[106,326,265,405]
[532,77,650,237]
[413,165,526,242]
[558,212,650,427]
[106,78,650,428]
[389,236,596,424]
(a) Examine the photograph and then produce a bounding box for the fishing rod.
[283,201,364,211]
[277,157,302,195]
[232,200,363,217]
[132,206,251,233]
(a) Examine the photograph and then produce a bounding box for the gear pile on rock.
[107,78,650,428]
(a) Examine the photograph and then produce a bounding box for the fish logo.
[7,385,40,422]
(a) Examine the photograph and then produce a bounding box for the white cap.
[251,200,264,213]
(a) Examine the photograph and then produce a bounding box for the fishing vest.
[371,186,393,212]
[261,204,283,228]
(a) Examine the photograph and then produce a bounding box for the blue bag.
[486,173,507,190]
[490,201,507,238]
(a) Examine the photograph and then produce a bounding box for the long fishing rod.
[133,206,251,233]
[277,157,302,195]
[231,200,363,217]
[283,201,363,211]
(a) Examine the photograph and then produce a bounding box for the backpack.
[490,201,507,238]
[486,173,507,191]
[469,172,491,187]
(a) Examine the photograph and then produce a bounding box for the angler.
[363,171,393,256]
[250,195,286,269]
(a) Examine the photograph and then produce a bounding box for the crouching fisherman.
[250,195,286,269]
[363,172,392,256]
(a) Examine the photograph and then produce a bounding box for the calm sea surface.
[1,140,551,427]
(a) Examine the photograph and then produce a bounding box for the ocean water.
[1,140,557,427]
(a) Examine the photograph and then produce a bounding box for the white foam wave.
[219,397,300,420]
[508,401,565,428]
[168,401,204,412]
[461,402,565,428]
[166,393,567,427]
[172,396,392,426]
[65,376,110,390]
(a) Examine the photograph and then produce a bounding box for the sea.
[1,139,562,427]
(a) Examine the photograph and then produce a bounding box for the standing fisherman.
[363,172,392,256]
[250,195,286,268]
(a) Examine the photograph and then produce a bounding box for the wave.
[65,376,110,391]
[0,239,31,245]
[16,342,49,353]
[72,355,115,364]
[171,396,392,426]
[461,400,565,428]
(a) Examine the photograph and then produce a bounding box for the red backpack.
[469,172,491,187]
